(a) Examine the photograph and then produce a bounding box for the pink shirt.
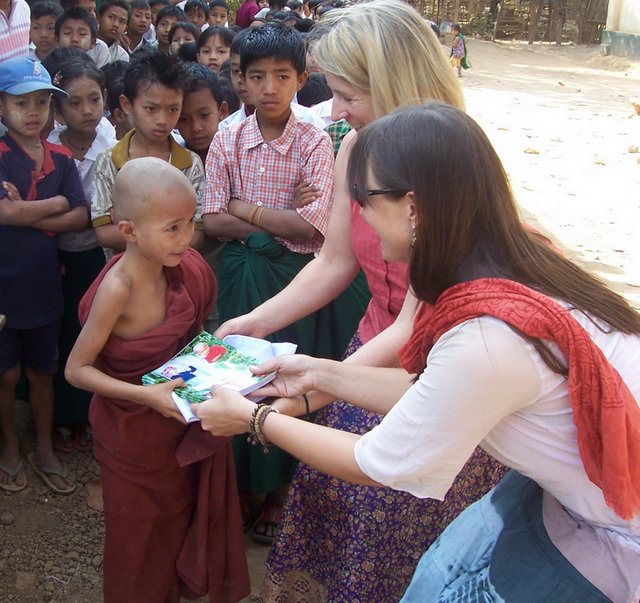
[0,0,29,61]
[350,202,408,342]
[203,112,334,255]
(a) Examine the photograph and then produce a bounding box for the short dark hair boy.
[155,5,187,52]
[96,0,129,61]
[208,0,228,26]
[184,0,209,30]
[55,6,112,68]
[127,0,153,52]
[30,1,64,60]
[92,52,206,255]
[239,19,305,75]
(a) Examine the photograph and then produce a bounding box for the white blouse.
[354,310,640,541]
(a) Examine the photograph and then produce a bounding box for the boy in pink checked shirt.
[202,22,369,545]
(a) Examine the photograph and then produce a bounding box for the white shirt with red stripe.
[0,0,29,61]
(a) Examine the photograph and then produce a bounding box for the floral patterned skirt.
[261,333,509,603]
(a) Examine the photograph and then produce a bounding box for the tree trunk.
[528,0,544,44]
[549,0,563,44]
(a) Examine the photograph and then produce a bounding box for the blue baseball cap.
[0,57,67,98]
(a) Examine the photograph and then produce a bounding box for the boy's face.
[177,87,225,154]
[129,8,152,35]
[129,189,196,268]
[258,0,269,8]
[244,57,306,123]
[230,52,250,106]
[196,34,229,74]
[0,91,51,143]
[169,28,196,54]
[121,82,183,144]
[78,0,97,17]
[185,8,206,29]
[155,16,177,46]
[98,5,129,42]
[150,3,165,23]
[208,6,228,25]
[30,15,57,55]
[57,18,95,50]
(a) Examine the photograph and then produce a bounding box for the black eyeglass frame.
[351,185,409,207]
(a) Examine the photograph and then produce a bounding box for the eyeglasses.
[351,185,409,207]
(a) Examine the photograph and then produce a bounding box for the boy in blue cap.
[0,57,87,494]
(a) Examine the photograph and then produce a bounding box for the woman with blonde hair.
[217,1,505,600]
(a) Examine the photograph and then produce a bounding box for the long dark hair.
[348,102,640,335]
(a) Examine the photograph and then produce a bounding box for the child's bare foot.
[86,479,104,512]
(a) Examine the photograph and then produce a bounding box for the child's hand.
[293,180,319,208]
[2,181,23,202]
[117,32,132,53]
[139,380,188,423]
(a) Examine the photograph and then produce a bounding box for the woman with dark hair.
[196,102,640,601]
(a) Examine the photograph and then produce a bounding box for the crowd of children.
[0,2,366,601]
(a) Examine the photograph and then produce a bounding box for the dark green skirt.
[219,234,370,492]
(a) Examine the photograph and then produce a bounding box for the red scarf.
[399,278,640,520]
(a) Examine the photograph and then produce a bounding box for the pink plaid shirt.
[0,0,30,61]
[203,112,334,255]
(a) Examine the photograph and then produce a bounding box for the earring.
[410,228,417,248]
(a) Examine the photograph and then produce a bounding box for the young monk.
[65,157,249,603]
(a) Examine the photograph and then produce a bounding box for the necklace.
[65,136,88,151]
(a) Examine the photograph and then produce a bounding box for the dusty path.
[1,40,639,602]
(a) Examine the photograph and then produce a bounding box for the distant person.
[450,23,469,77]
[168,19,198,53]
[208,0,228,26]
[65,157,249,603]
[29,1,63,61]
[96,0,130,62]
[235,0,258,28]
[0,0,30,61]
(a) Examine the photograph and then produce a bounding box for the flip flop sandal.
[250,505,282,545]
[0,460,27,493]
[27,452,76,495]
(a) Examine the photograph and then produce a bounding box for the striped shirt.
[203,111,334,255]
[0,0,29,61]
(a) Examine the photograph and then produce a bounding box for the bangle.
[302,393,310,415]
[247,403,279,453]
[255,206,265,228]
[247,205,259,225]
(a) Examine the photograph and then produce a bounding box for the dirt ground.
[1,40,639,602]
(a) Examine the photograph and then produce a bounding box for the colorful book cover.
[142,331,275,405]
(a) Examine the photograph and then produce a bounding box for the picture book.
[142,332,296,423]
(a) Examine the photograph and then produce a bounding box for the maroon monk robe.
[78,248,250,603]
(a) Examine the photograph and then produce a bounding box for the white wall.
[607,0,640,33]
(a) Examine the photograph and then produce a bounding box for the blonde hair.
[310,0,464,117]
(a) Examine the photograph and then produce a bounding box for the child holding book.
[65,157,249,603]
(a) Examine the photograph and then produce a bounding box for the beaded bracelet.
[248,403,279,453]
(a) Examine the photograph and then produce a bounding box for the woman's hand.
[192,386,255,435]
[137,380,188,424]
[270,395,308,416]
[215,312,269,339]
[250,354,319,399]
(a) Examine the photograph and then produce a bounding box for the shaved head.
[113,157,197,223]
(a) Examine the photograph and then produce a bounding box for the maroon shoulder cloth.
[399,278,640,521]
[79,249,250,602]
